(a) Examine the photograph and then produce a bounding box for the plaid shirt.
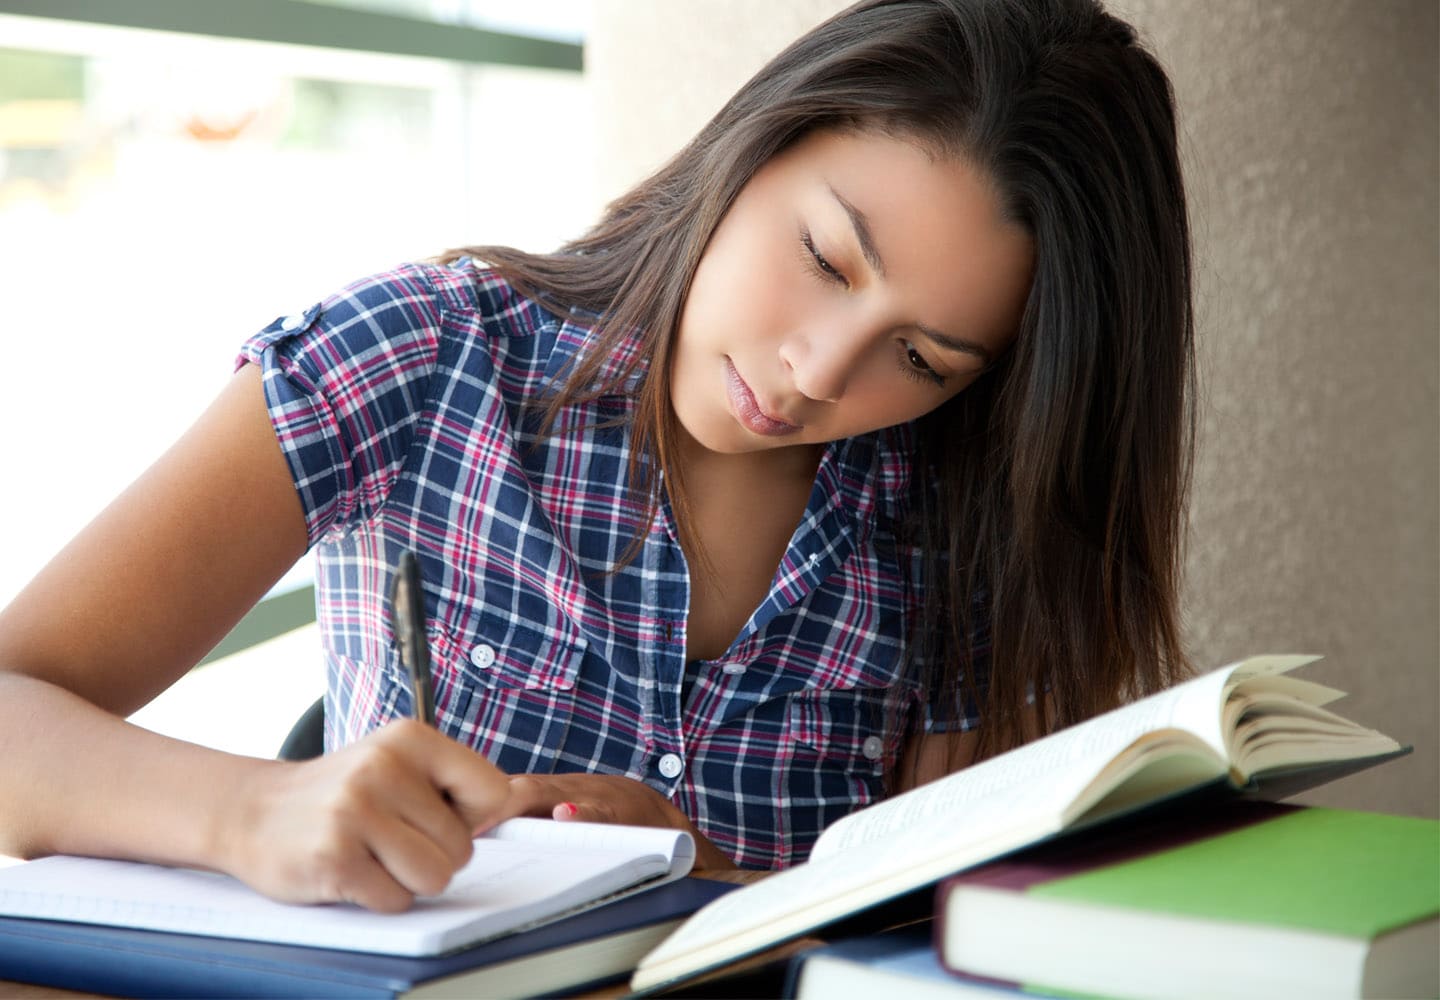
[239,259,979,869]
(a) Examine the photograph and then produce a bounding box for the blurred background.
[0,1,1435,818]
[0,0,597,758]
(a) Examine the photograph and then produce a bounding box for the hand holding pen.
[212,549,511,912]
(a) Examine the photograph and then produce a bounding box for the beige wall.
[586,0,1439,817]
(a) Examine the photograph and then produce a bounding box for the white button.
[807,552,820,566]
[657,753,684,779]
[721,663,746,675]
[861,736,884,761]
[280,313,304,330]
[469,644,497,669]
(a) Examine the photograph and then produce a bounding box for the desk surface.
[0,869,769,1000]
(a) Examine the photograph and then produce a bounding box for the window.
[0,3,593,755]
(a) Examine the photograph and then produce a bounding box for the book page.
[811,663,1249,861]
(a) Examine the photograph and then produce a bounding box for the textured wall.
[587,0,1439,817]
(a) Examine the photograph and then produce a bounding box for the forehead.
[757,128,1034,356]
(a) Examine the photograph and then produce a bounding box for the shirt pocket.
[776,686,894,865]
[785,686,894,775]
[431,603,588,694]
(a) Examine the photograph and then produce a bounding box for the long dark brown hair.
[442,0,1195,767]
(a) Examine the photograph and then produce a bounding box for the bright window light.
[0,12,595,610]
[0,8,594,758]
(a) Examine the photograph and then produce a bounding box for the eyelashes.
[800,226,947,389]
[897,342,946,387]
[800,227,848,287]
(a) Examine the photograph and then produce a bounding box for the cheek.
[687,220,798,345]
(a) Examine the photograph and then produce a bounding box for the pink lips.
[725,359,802,437]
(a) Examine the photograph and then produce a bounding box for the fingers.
[552,799,616,824]
[505,773,564,821]
[508,772,671,830]
[316,839,418,914]
[356,811,463,903]
[372,719,510,842]
[532,779,738,870]
[234,720,513,912]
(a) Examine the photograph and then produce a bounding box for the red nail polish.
[561,801,578,817]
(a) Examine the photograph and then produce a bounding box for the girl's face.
[672,129,1033,459]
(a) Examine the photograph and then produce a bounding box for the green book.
[937,801,1439,999]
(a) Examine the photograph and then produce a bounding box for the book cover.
[785,929,1034,1000]
[0,875,738,999]
[938,803,1440,1000]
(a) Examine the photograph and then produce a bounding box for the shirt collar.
[815,420,915,533]
[545,312,650,397]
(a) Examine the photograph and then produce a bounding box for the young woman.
[0,0,1193,912]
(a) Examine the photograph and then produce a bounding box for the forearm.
[0,671,272,870]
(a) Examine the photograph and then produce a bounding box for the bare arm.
[893,695,1052,794]
[893,729,982,794]
[0,365,309,718]
[0,366,509,910]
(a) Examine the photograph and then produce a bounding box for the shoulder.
[244,259,566,385]
[308,259,552,351]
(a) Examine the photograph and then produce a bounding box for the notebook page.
[0,821,691,956]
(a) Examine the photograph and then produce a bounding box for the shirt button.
[280,313,305,331]
[721,663,746,675]
[469,644,497,670]
[861,736,884,761]
[657,753,684,779]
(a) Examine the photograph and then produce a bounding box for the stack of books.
[784,800,1439,999]
[628,655,1435,999]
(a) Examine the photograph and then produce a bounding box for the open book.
[0,818,693,957]
[631,654,1407,991]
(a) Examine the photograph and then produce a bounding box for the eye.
[800,228,849,288]
[897,341,946,388]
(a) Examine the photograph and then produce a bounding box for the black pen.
[389,549,436,726]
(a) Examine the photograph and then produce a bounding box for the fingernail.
[561,802,578,818]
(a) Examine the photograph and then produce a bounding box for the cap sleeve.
[235,264,445,546]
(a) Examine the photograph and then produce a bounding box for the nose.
[779,326,867,403]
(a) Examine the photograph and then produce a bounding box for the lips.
[724,358,802,437]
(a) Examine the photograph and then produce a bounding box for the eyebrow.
[828,184,994,366]
[918,324,993,365]
[829,185,887,279]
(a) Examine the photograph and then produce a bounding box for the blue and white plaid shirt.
[238,259,983,868]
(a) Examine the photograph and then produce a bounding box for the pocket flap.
[433,607,587,692]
